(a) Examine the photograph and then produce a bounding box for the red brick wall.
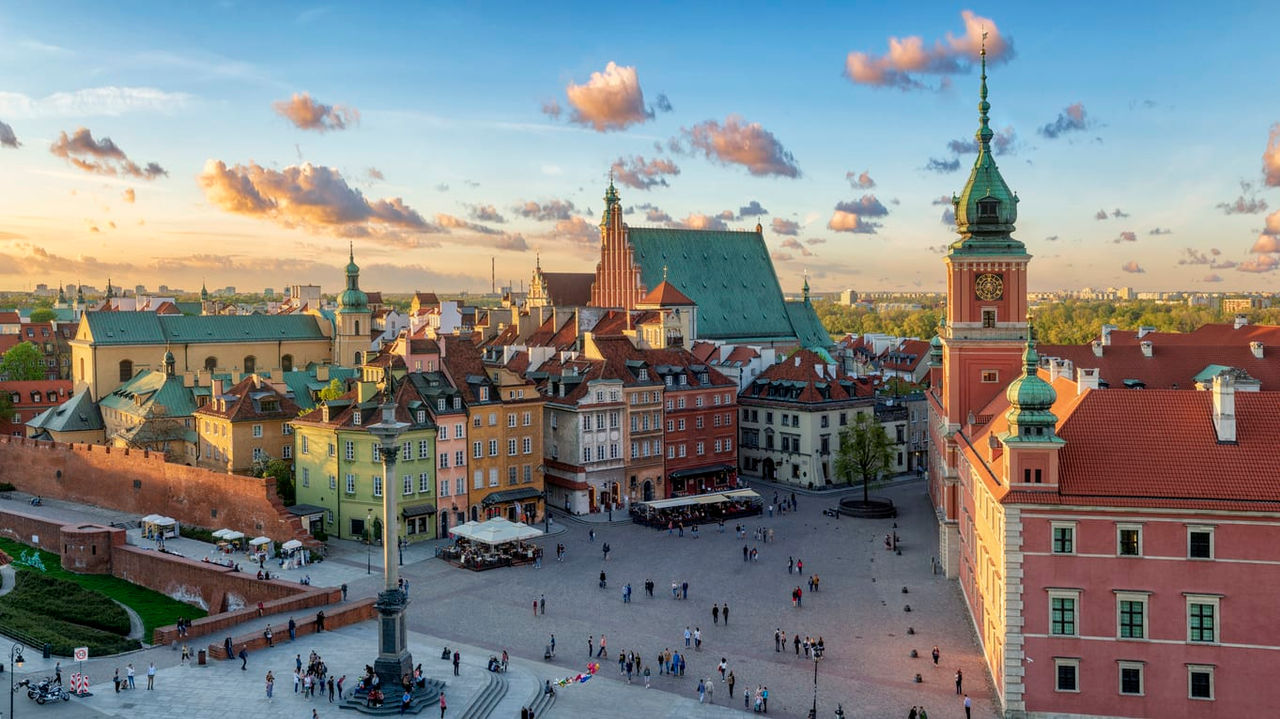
[0,436,312,544]
[203,598,375,658]
[0,507,68,553]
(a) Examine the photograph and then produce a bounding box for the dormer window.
[976,197,999,221]
[352,411,361,426]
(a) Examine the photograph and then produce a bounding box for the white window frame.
[1115,591,1150,640]
[473,470,483,490]
[507,438,517,456]
[508,413,517,428]
[1117,523,1143,557]
[419,440,430,460]
[1187,525,1215,560]
[346,474,356,494]
[1048,589,1080,637]
[301,467,310,487]
[403,474,413,496]
[1052,521,1076,555]
[1186,594,1220,644]
[1117,660,1145,696]
[281,445,292,459]
[329,475,336,490]
[522,437,532,454]
[488,468,498,487]
[373,476,382,497]
[345,440,354,461]
[1054,657,1080,693]
[252,424,263,438]
[1187,664,1215,701]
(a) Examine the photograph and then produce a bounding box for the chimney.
[1101,324,1117,346]
[316,364,330,381]
[988,433,1002,461]
[1140,341,1153,358]
[1077,368,1099,395]
[182,371,195,388]
[1234,314,1249,330]
[815,363,824,379]
[1246,341,1264,359]
[1212,372,1236,443]
[212,379,224,398]
[1091,340,1103,357]
[1137,326,1157,339]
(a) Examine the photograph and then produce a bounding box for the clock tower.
[939,40,1030,430]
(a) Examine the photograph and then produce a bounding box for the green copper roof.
[785,301,833,350]
[282,365,358,410]
[82,312,328,346]
[338,245,369,313]
[949,44,1026,257]
[1004,326,1061,440]
[628,227,797,342]
[928,333,943,366]
[26,389,103,433]
[99,368,198,418]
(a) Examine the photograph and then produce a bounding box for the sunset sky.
[1,3,1279,295]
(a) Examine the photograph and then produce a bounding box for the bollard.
[904,605,912,612]
[902,586,909,594]
[907,627,915,635]
[910,649,918,658]
[197,649,206,666]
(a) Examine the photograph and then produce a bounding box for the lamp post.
[9,643,25,719]
[808,649,822,719]
[366,509,373,575]
[367,394,413,694]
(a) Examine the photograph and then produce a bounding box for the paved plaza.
[3,479,996,718]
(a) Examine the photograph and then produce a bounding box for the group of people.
[290,650,337,702]
[773,629,826,658]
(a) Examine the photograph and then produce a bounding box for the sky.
[1,2,1279,296]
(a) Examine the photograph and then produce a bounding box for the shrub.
[0,482,15,491]
[311,527,328,542]
[2,572,131,635]
[0,603,139,656]
[179,525,219,543]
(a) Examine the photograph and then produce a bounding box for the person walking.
[684,627,692,647]
[964,694,972,719]
[788,556,794,574]
[328,676,335,702]
[727,670,735,698]
[919,707,929,719]
[794,634,800,656]
[706,677,714,704]
[909,707,918,719]
[338,674,346,700]
[718,658,727,681]
[744,687,751,710]
[181,643,191,665]
[341,582,348,600]
[540,594,546,615]
[549,634,556,657]
[264,624,274,647]
[743,545,749,562]
[762,686,769,713]
[452,650,461,676]
[774,628,781,652]
[955,668,963,694]
[722,603,729,625]
[147,662,156,690]
[289,617,297,641]
[533,598,539,616]
[588,635,594,657]
[599,569,607,589]
[598,635,607,659]
[439,691,447,718]
[682,581,688,600]
[643,665,651,688]
[294,670,302,693]
[239,645,248,671]
[797,558,803,574]
[127,663,136,689]
[265,671,274,700]
[694,627,702,650]
[401,689,412,715]
[932,646,940,666]
[712,604,719,624]
[697,679,706,704]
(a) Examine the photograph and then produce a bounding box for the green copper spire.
[338,242,369,312]
[950,32,1024,256]
[802,270,810,304]
[1003,319,1061,441]
[600,173,620,229]
[200,281,208,301]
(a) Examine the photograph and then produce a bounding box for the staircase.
[457,671,508,719]
[524,682,557,718]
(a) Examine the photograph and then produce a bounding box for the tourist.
[712,604,719,624]
[337,674,346,700]
[452,650,460,676]
[146,662,156,690]
[181,644,191,664]
[264,625,274,647]
[964,695,972,718]
[932,646,940,666]
[239,645,248,670]
[727,670,735,697]
[265,671,274,700]
[439,691,447,719]
[697,678,706,703]
[684,626,691,647]
[127,663,136,689]
[722,603,729,624]
[694,627,702,650]
[289,617,297,641]
[956,668,963,693]
[113,668,120,693]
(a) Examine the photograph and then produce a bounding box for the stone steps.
[524,681,557,718]
[457,670,507,719]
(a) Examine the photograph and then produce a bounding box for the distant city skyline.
[1,3,1279,293]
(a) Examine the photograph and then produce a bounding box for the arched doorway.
[762,457,777,482]
[281,354,294,372]
[243,355,256,374]
[643,480,654,502]
[440,510,449,537]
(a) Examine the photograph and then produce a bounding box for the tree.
[255,457,295,506]
[0,341,45,381]
[0,391,13,424]
[834,412,893,504]
[28,308,57,323]
[317,378,346,401]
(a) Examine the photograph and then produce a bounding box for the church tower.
[999,323,1063,487]
[940,39,1031,430]
[335,244,371,367]
[588,178,646,310]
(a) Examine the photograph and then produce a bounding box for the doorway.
[643,480,654,502]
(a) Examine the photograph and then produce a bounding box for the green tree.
[254,457,295,506]
[0,391,13,424]
[28,308,57,323]
[317,378,346,401]
[0,341,45,381]
[834,412,893,504]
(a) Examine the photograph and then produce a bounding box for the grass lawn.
[0,536,206,643]
[0,573,140,656]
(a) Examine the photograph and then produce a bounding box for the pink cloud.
[1251,234,1280,253]
[560,62,653,132]
[122,188,135,203]
[771,218,799,236]
[827,210,879,234]
[272,93,358,132]
[1264,124,1280,187]
[612,155,680,189]
[679,115,800,177]
[1120,260,1144,273]
[50,127,166,179]
[1238,254,1279,273]
[847,170,875,188]
[674,213,729,231]
[844,10,1013,90]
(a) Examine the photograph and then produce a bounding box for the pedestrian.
[682,581,688,600]
[794,634,800,655]
[932,646,940,666]
[328,676,335,702]
[113,668,121,693]
[643,665,651,688]
[550,634,556,656]
[684,626,692,647]
[791,491,796,508]
[706,677,714,704]
[743,545,749,562]
[296,654,303,673]
[697,678,706,704]
[956,668,963,694]
[453,650,460,676]
[909,707,918,719]
[788,556,793,574]
[338,674,346,700]
[727,670,735,698]
[694,627,702,650]
[225,636,234,660]
[289,617,297,641]
[401,689,412,715]
[919,707,929,719]
[181,643,191,664]
[744,687,751,709]
[718,658,727,681]
[588,635,594,657]
[712,604,719,624]
[295,670,302,693]
[797,558,803,574]
[439,691,447,719]
[598,635,607,659]
[127,663,136,689]
[533,599,538,616]
[264,624,274,647]
[722,603,729,625]
[341,583,348,600]
[588,529,595,542]
[762,686,769,712]
[257,600,264,616]
[239,646,248,671]
[540,594,546,615]
[964,695,972,719]
[316,610,326,631]
[147,662,156,690]
[599,569,607,589]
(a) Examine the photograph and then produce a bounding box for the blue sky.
[1,2,1278,294]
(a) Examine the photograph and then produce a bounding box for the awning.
[141,514,175,525]
[221,530,245,541]
[481,487,544,507]
[449,517,544,545]
[248,536,272,546]
[403,503,437,518]
[281,539,303,551]
[286,504,326,518]
[668,464,733,480]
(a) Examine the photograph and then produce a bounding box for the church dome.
[1004,327,1058,433]
[338,244,369,313]
[928,332,943,367]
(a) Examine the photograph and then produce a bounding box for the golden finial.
[662,265,669,282]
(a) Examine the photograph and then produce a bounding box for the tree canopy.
[834,412,893,503]
[0,341,45,381]
[28,308,57,323]
[317,378,346,401]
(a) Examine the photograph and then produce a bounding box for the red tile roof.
[1039,330,1280,390]
[740,349,872,403]
[1,380,72,408]
[880,339,930,371]
[194,376,301,421]
[0,311,19,324]
[640,280,695,306]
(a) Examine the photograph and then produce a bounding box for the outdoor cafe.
[628,488,764,528]
[439,517,544,571]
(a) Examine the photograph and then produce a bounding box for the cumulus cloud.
[738,200,768,217]
[556,62,655,132]
[629,203,672,224]
[847,170,875,188]
[1113,231,1137,243]
[827,210,879,234]
[611,155,680,189]
[198,160,434,243]
[0,86,192,118]
[1148,227,1172,235]
[1250,233,1280,253]
[835,195,889,217]
[806,238,826,245]
[716,210,735,221]
[941,207,956,225]
[1178,248,1213,265]
[494,233,529,252]
[771,252,794,262]
[1038,103,1091,139]
[1264,124,1280,187]
[367,167,384,181]
[551,216,598,245]
[50,127,167,179]
[1111,208,1129,219]
[272,92,358,132]
[469,204,505,223]
[844,10,1013,90]
[678,116,800,177]
[1203,273,1223,282]
[779,238,814,256]
[514,199,576,221]
[655,94,673,113]
[1094,209,1109,220]
[540,100,562,120]
[931,196,952,206]
[435,213,501,235]
[947,126,1017,155]
[1217,195,1268,215]
[0,120,18,148]
[924,157,960,173]
[1238,254,1279,273]
[1121,260,1144,273]
[673,213,729,231]
[122,188,135,204]
[771,218,800,236]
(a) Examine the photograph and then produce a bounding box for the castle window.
[982,309,996,328]
[119,359,133,382]
[243,356,256,374]
[204,356,217,371]
[981,370,998,383]
[977,197,999,220]
[281,354,293,372]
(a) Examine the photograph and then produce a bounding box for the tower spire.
[976,29,993,152]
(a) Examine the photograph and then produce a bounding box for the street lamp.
[10,643,25,719]
[366,509,373,575]
[808,649,823,719]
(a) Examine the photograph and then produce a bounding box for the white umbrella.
[281,539,303,551]
[249,536,272,546]
[211,529,231,539]
[141,514,165,524]
[222,530,245,541]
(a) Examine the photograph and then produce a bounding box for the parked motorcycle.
[16,677,69,703]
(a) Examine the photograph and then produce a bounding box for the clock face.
[975,273,1004,301]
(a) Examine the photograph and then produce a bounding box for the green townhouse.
[291,375,439,543]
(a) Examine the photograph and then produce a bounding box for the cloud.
[122,188,136,204]
[678,116,800,177]
[779,238,814,256]
[931,195,952,206]
[847,170,875,188]
[469,204,505,223]
[629,203,672,224]
[1264,124,1280,187]
[272,92,358,132]
[1111,208,1129,219]
[835,194,889,217]
[1095,209,1108,220]
[50,127,167,179]
[738,200,768,217]
[494,233,529,252]
[655,94,673,113]
[551,216,597,245]
[434,213,501,235]
[1038,103,1091,139]
[540,100,562,120]
[771,252,794,262]
[1148,227,1172,235]
[611,155,680,189]
[1113,231,1137,243]
[0,120,18,148]
[947,126,1017,155]
[1217,195,1268,215]
[716,210,735,221]
[673,213,729,231]
[844,10,1013,90]
[1237,254,1279,273]
[0,86,192,118]
[925,157,960,173]
[558,62,654,132]
[198,159,435,243]
[1251,234,1280,253]
[435,184,449,192]
[514,199,576,221]
[367,167,384,181]
[1178,248,1212,265]
[1199,273,1221,282]
[941,207,956,225]
[771,218,800,236]
[1121,260,1144,273]
[805,238,826,245]
[827,210,879,234]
